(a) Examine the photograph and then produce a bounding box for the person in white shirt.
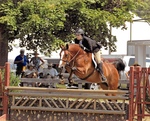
[23,63,38,78]
[46,63,58,78]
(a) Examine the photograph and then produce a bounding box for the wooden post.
[136,67,142,121]
[128,66,134,121]
[0,70,2,93]
[3,62,10,119]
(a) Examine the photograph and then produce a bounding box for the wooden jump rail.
[20,76,130,89]
[6,86,129,116]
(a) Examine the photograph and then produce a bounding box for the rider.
[74,28,106,83]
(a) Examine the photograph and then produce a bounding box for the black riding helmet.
[75,28,84,36]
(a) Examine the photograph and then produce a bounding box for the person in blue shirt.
[14,49,29,77]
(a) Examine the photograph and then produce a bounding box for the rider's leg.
[97,62,106,81]
[94,50,106,82]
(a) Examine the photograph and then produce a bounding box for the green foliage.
[55,0,143,52]
[11,73,20,86]
[0,1,18,30]
[10,72,21,86]
[134,0,150,22]
[0,0,66,54]
[0,69,20,86]
[0,0,147,55]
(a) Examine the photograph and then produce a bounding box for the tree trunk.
[0,26,8,66]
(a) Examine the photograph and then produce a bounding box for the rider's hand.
[84,47,90,52]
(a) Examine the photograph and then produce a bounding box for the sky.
[8,16,150,60]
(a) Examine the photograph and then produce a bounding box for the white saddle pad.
[92,54,97,68]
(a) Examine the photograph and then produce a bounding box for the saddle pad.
[92,54,97,68]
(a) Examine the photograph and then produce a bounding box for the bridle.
[60,49,81,67]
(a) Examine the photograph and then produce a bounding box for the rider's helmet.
[75,28,84,36]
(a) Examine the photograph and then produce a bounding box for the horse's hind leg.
[108,78,119,102]
[99,83,111,97]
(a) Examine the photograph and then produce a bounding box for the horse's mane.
[68,44,84,53]
[69,43,80,49]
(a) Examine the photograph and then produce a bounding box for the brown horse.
[59,44,125,95]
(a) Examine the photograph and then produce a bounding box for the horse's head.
[58,43,82,69]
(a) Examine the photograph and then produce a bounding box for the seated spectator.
[43,63,58,78]
[23,63,38,78]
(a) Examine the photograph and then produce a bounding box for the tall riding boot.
[97,63,107,83]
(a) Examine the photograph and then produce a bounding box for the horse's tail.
[113,58,126,73]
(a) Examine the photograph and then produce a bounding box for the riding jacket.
[74,36,102,53]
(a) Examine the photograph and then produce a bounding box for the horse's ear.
[60,44,65,49]
[60,44,69,50]
[66,44,69,50]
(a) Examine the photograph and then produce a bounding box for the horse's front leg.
[58,67,64,79]
[68,68,76,86]
[68,72,73,84]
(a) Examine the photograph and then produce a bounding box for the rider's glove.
[84,47,90,52]
[80,45,86,50]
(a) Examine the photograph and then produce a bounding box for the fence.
[128,67,150,121]
[20,75,130,89]
[6,86,129,121]
[0,62,10,121]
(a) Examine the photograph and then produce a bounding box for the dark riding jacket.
[74,36,102,53]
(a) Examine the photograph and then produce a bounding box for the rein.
[68,49,81,64]
[60,49,80,64]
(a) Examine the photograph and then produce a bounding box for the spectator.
[44,63,58,78]
[126,63,141,79]
[125,62,141,89]
[30,51,45,71]
[14,49,29,77]
[23,63,38,78]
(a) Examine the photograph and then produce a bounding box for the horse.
[59,43,125,96]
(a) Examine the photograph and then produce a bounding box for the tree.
[56,0,143,51]
[0,0,147,66]
[0,0,66,66]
